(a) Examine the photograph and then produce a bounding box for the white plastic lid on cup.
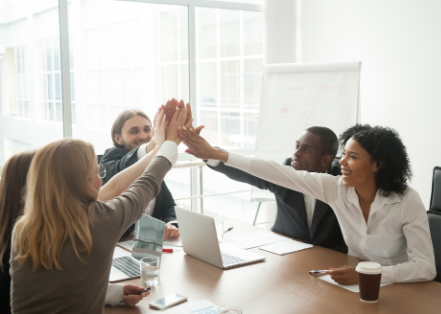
[356,261,382,274]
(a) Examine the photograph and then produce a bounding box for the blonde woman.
[10,107,187,314]
[0,151,151,311]
[2,107,177,311]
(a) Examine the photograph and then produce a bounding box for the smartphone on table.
[149,293,188,310]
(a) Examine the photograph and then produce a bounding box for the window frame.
[57,0,262,213]
[58,0,262,154]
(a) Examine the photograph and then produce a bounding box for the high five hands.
[160,99,204,135]
[160,98,227,161]
[179,127,229,163]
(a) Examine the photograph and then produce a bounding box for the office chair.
[428,166,441,282]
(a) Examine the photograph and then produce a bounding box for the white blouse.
[105,284,124,306]
[226,152,436,283]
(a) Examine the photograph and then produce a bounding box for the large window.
[40,37,62,122]
[14,44,30,118]
[68,0,190,154]
[196,8,262,149]
[0,0,263,222]
[0,0,63,172]
[160,7,189,104]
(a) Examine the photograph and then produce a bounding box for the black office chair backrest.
[430,166,441,211]
[428,166,441,282]
[329,156,342,176]
[282,156,341,176]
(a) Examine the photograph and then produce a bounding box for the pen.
[223,226,234,235]
[162,248,173,253]
[309,270,329,274]
[137,287,151,295]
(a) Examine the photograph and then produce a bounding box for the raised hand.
[179,127,228,162]
[162,99,204,138]
[163,98,179,123]
[166,107,188,145]
[152,109,166,147]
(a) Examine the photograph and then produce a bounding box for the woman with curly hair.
[179,124,436,285]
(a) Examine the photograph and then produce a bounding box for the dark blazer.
[100,146,177,236]
[208,158,347,254]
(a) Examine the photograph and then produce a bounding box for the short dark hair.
[306,126,339,158]
[111,109,151,148]
[339,124,412,196]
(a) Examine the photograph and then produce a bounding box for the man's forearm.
[146,140,156,154]
[97,145,162,202]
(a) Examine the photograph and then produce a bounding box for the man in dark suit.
[206,126,347,253]
[100,109,179,239]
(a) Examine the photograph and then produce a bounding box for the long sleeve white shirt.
[225,152,436,283]
[105,284,124,306]
[207,159,316,231]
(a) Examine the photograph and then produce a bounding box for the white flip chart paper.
[252,62,361,201]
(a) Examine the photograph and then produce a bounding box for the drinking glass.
[140,256,160,287]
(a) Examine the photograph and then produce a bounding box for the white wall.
[263,0,298,64]
[300,0,441,208]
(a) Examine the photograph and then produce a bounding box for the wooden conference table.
[105,220,441,314]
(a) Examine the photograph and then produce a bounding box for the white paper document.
[164,237,183,247]
[318,275,392,293]
[259,239,313,255]
[161,300,218,314]
[117,240,182,252]
[117,240,134,251]
[221,230,286,249]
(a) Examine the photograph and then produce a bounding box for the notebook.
[259,239,313,255]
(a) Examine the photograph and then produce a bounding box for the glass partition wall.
[0,0,263,222]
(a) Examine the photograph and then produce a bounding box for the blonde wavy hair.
[13,139,97,271]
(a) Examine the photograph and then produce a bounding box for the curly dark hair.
[339,124,412,196]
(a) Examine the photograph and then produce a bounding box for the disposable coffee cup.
[356,261,382,303]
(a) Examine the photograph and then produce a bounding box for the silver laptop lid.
[175,207,223,268]
[132,214,165,262]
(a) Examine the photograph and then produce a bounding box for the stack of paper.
[164,237,183,247]
[117,239,182,252]
[259,239,313,255]
[117,240,134,251]
[318,275,392,293]
[222,230,286,249]
[163,300,218,314]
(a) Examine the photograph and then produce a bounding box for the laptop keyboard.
[112,256,140,278]
[221,251,247,267]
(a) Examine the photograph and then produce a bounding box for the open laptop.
[110,246,141,282]
[175,207,265,269]
[109,215,165,282]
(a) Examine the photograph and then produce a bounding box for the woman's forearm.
[146,140,156,154]
[215,149,229,162]
[98,145,162,202]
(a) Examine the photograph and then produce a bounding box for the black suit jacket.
[208,158,347,254]
[100,146,177,236]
